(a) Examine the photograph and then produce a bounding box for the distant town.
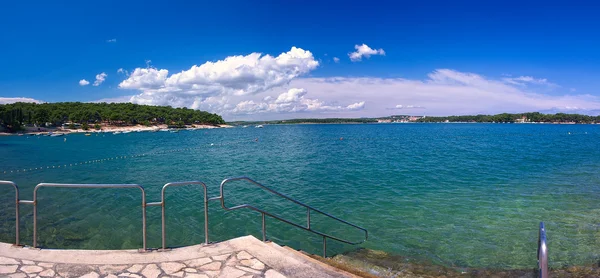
[231,112,600,125]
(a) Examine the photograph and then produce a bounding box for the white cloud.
[117,68,129,76]
[79,79,90,86]
[230,88,365,115]
[106,39,117,43]
[93,72,108,86]
[333,57,340,63]
[348,44,385,62]
[119,68,168,90]
[89,95,134,104]
[347,101,365,110]
[274,88,307,103]
[0,97,44,104]
[120,47,319,108]
[391,105,425,109]
[502,76,556,87]
[281,69,600,118]
[107,46,600,120]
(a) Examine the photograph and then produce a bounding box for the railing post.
[538,222,548,278]
[1,181,20,246]
[161,199,166,250]
[204,193,209,245]
[307,207,311,229]
[262,212,266,241]
[33,188,38,248]
[142,192,147,251]
[15,190,19,246]
[323,236,327,258]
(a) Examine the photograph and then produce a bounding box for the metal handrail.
[538,222,548,278]
[0,181,19,246]
[32,183,147,249]
[146,181,209,249]
[212,176,368,257]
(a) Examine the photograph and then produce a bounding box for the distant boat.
[255,125,264,128]
[113,131,121,135]
[170,130,179,133]
[84,133,91,136]
[159,129,170,132]
[242,125,248,128]
[50,133,64,137]
[122,131,132,134]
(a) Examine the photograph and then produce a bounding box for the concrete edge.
[0,236,251,264]
[0,236,354,278]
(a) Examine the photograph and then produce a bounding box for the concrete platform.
[0,236,355,278]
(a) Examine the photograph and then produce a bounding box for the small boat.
[122,131,132,134]
[170,130,179,133]
[50,133,64,137]
[84,133,91,136]
[242,125,248,128]
[159,129,170,132]
[255,125,264,128]
[113,131,121,135]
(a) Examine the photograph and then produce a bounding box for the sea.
[1,123,599,271]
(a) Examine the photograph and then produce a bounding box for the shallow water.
[1,124,599,269]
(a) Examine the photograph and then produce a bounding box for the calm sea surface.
[1,124,599,269]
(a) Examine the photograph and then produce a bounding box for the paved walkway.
[0,236,353,278]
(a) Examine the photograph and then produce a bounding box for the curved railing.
[538,222,548,278]
[210,176,368,257]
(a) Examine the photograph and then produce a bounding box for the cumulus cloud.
[79,79,90,86]
[348,44,385,62]
[0,97,43,104]
[93,72,107,86]
[108,46,600,120]
[106,39,117,43]
[230,88,365,115]
[333,57,340,63]
[119,47,319,108]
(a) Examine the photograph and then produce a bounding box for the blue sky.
[1,0,600,119]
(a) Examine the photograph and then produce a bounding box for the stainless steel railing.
[210,176,368,257]
[1,178,365,257]
[146,181,209,249]
[0,181,19,246]
[538,222,548,278]
[1,181,210,250]
[33,183,146,249]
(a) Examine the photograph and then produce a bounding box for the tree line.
[417,112,600,123]
[0,102,225,132]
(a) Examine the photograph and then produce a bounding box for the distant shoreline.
[0,124,233,136]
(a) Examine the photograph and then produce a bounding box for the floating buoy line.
[1,138,251,175]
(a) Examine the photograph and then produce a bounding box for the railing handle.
[538,222,548,278]
[262,212,266,242]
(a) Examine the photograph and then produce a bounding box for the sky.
[1,0,600,120]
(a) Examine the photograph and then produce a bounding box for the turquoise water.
[1,124,600,270]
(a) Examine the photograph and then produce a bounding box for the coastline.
[0,124,233,136]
